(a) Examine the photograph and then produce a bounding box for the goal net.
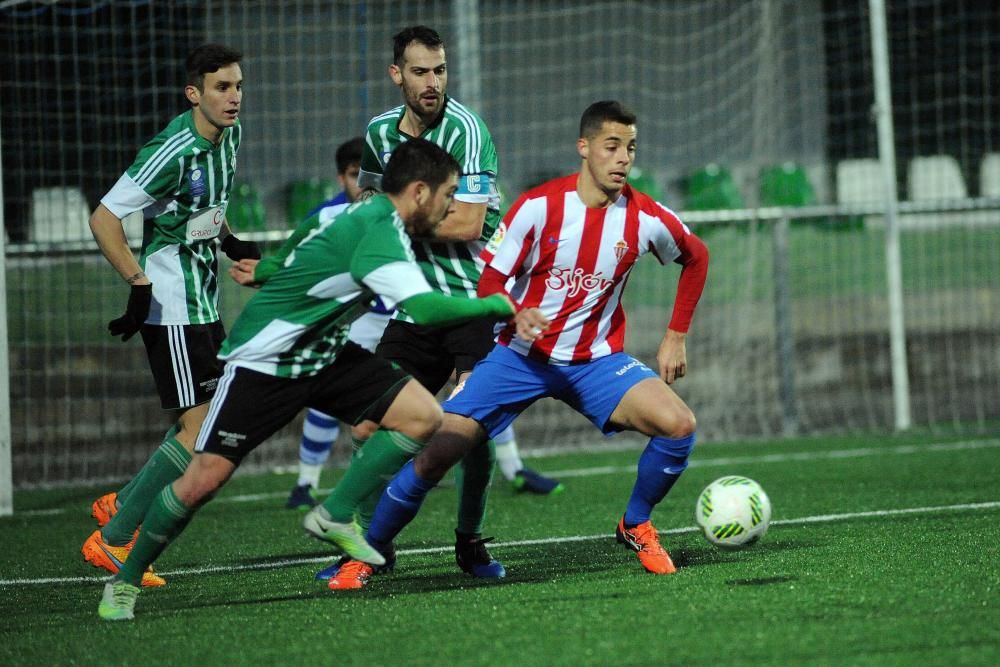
[2,0,998,488]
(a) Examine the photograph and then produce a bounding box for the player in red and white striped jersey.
[333,100,708,584]
[482,171,704,365]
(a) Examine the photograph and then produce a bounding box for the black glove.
[108,283,152,342]
[221,234,261,261]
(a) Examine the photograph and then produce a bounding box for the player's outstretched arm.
[397,292,515,328]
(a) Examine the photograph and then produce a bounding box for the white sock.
[297,462,323,489]
[493,426,523,481]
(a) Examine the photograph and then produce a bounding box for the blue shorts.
[443,345,659,438]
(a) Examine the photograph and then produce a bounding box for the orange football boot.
[82,529,166,587]
[91,492,118,527]
[615,516,677,574]
[327,560,374,590]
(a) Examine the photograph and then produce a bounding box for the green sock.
[455,439,496,535]
[356,478,385,533]
[116,424,179,504]
[343,435,382,531]
[117,485,192,587]
[102,435,192,546]
[320,429,422,523]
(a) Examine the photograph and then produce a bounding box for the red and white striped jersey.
[481,174,707,365]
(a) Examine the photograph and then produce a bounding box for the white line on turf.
[11,438,1000,514]
[546,438,1000,479]
[2,499,998,587]
[216,437,1000,500]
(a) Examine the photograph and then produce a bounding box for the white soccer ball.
[695,476,772,550]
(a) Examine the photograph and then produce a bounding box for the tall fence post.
[0,125,13,516]
[869,0,912,430]
[452,0,482,109]
[772,213,799,435]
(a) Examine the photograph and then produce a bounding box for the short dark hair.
[579,100,637,139]
[186,43,243,91]
[392,26,445,66]
[335,137,364,174]
[381,139,460,195]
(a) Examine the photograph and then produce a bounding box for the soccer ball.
[695,476,772,550]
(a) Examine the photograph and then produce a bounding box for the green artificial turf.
[1,433,998,665]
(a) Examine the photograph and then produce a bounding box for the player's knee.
[174,462,227,506]
[401,400,443,442]
[654,404,696,440]
[419,403,445,439]
[181,454,236,506]
[351,421,378,441]
[380,380,443,441]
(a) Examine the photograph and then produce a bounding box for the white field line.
[167,437,1000,503]
[11,438,1000,512]
[1,500,998,587]
[546,438,1000,479]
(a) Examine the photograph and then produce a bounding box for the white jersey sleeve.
[361,261,433,310]
[642,202,694,265]
[100,173,157,220]
[483,195,546,275]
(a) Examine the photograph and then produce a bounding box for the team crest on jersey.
[188,168,205,197]
[614,239,629,261]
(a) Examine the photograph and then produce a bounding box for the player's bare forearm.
[656,328,688,384]
[513,307,550,342]
[432,200,486,241]
[90,204,149,285]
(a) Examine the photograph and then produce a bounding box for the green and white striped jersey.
[358,97,500,321]
[219,196,433,378]
[100,110,240,325]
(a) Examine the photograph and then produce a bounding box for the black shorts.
[376,318,495,394]
[141,322,226,410]
[196,341,411,462]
